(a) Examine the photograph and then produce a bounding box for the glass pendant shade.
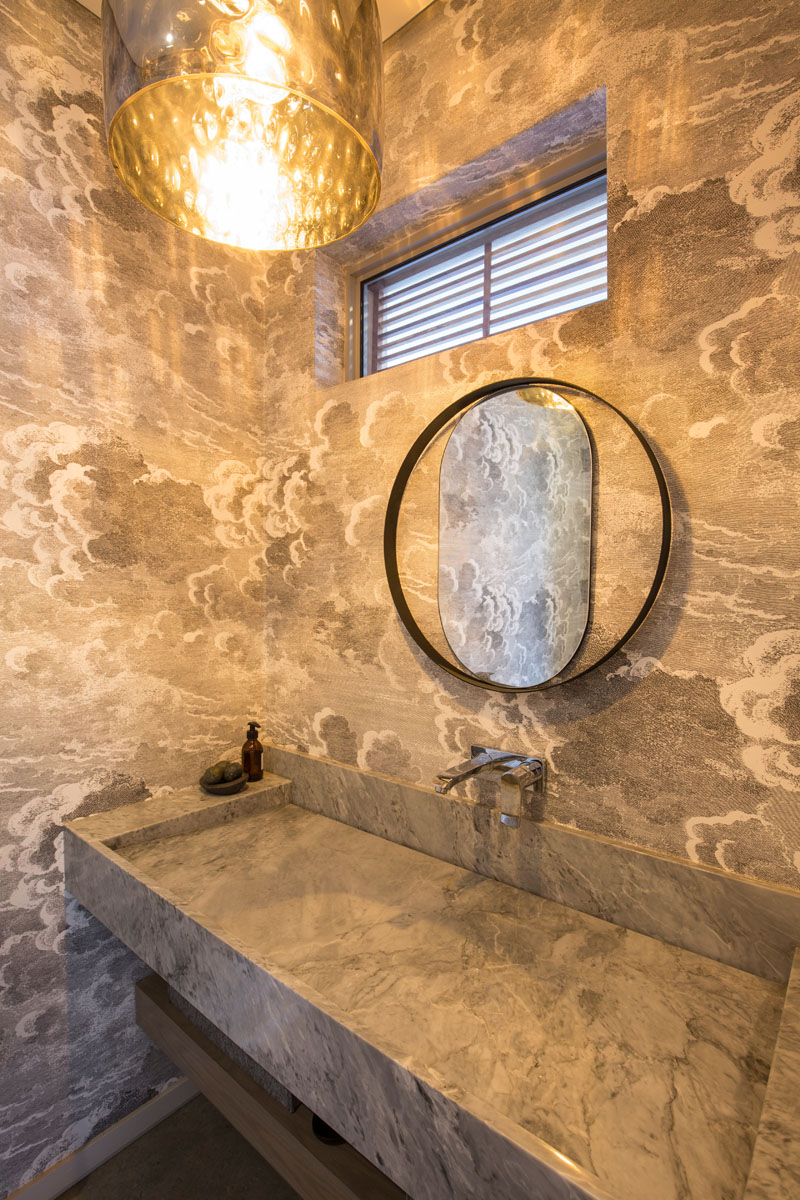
[102,0,383,251]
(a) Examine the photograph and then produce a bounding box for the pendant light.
[102,0,383,251]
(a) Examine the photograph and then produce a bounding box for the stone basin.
[63,776,793,1200]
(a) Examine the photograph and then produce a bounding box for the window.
[360,172,607,376]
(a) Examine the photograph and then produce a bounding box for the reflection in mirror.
[386,378,671,692]
[395,427,454,662]
[438,388,591,687]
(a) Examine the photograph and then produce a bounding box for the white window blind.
[360,173,607,376]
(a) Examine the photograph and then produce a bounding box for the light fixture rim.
[107,72,382,252]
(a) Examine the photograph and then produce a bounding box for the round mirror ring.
[383,377,673,692]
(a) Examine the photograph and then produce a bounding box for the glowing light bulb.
[104,0,383,251]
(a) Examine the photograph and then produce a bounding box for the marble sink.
[63,775,798,1200]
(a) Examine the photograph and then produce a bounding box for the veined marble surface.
[80,774,291,849]
[266,743,800,984]
[166,984,299,1113]
[745,949,800,1199]
[65,798,784,1200]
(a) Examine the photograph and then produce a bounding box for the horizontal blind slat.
[491,192,606,259]
[490,254,608,308]
[491,241,607,296]
[377,300,485,349]
[378,328,481,368]
[376,270,484,322]
[375,246,485,302]
[490,282,607,334]
[377,265,485,321]
[376,181,606,302]
[378,313,486,360]
[362,172,607,374]
[490,219,606,276]
[491,270,608,321]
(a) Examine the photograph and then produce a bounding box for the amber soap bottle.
[242,721,263,781]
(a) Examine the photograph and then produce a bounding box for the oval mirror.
[438,387,592,687]
[384,378,671,692]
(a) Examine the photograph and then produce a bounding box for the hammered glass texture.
[103,0,382,251]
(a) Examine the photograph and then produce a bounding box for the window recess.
[360,171,607,377]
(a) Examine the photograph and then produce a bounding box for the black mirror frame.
[383,377,673,692]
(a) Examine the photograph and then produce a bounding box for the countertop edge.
[63,815,617,1200]
[62,774,291,845]
[744,948,800,1199]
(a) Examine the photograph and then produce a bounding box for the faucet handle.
[498,758,545,828]
[500,759,544,793]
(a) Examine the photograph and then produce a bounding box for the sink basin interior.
[115,802,784,1200]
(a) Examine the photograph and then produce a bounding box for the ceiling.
[72,0,433,40]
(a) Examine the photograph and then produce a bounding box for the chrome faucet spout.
[433,744,545,826]
[434,744,522,792]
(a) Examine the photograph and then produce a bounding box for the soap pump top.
[242,720,263,782]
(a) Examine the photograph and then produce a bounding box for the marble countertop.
[64,785,787,1200]
[744,949,800,1199]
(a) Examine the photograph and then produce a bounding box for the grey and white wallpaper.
[260,0,800,886]
[2,0,800,1194]
[0,0,313,1193]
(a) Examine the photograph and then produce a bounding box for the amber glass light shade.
[102,0,383,251]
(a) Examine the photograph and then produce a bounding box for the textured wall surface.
[259,0,800,889]
[2,0,800,1193]
[0,0,300,1192]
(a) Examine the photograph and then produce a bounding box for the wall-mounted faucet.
[434,745,544,827]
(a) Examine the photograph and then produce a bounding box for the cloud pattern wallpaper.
[1,0,799,1192]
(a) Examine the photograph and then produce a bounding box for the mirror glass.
[438,387,592,687]
[387,378,670,691]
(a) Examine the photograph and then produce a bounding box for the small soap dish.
[199,777,248,798]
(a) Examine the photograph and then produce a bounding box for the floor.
[60,1096,301,1199]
